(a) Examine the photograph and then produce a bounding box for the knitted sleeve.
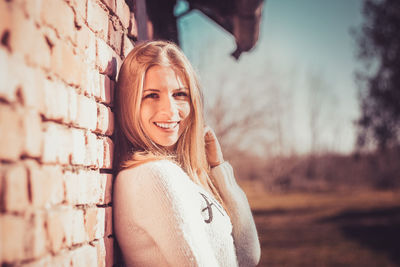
[113,160,220,267]
[211,162,261,267]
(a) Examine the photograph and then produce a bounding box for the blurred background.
[174,0,400,266]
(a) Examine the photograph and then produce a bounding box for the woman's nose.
[159,95,178,117]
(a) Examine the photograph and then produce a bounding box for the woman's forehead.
[143,65,189,90]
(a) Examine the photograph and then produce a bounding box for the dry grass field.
[241,184,400,267]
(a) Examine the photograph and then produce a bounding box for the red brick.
[128,12,138,39]
[26,212,48,259]
[71,209,86,245]
[71,245,98,267]
[71,128,86,165]
[57,207,74,247]
[1,53,45,111]
[1,163,29,213]
[99,173,112,204]
[76,95,97,130]
[108,20,122,55]
[0,214,27,263]
[19,67,46,114]
[87,0,109,40]
[41,0,76,43]
[85,131,99,167]
[69,0,88,28]
[93,236,114,267]
[76,24,96,67]
[42,123,72,164]
[0,49,17,103]
[110,48,122,80]
[51,40,85,86]
[104,206,112,237]
[64,171,104,205]
[63,171,79,204]
[115,0,130,29]
[22,109,43,158]
[84,68,101,98]
[96,103,114,135]
[21,256,52,267]
[0,104,23,161]
[101,0,116,13]
[96,38,115,77]
[68,88,78,124]
[46,208,68,253]
[104,236,114,267]
[10,6,51,69]
[84,207,105,241]
[26,160,64,207]
[0,1,11,41]
[122,34,134,58]
[100,74,115,105]
[102,137,114,169]
[97,137,105,168]
[20,0,44,22]
[94,238,106,267]
[51,252,72,267]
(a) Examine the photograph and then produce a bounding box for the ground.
[243,186,400,267]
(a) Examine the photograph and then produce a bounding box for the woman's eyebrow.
[175,87,189,91]
[143,89,160,92]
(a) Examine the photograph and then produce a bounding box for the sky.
[176,0,365,155]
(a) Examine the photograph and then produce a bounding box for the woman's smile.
[153,121,179,130]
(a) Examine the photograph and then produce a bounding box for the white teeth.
[154,122,178,129]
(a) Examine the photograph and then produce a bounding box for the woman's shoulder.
[115,159,188,191]
[117,159,182,178]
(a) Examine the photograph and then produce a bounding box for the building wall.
[0,0,136,265]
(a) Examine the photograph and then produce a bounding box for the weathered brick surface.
[96,103,115,135]
[1,214,27,263]
[22,109,43,158]
[108,20,123,55]
[51,40,85,87]
[122,33,134,58]
[102,137,114,169]
[88,0,109,40]
[1,0,136,265]
[117,1,131,30]
[26,160,64,208]
[10,6,52,69]
[100,74,115,105]
[0,163,29,213]
[42,122,72,164]
[0,49,17,103]
[0,104,23,161]
[85,207,105,240]
[41,0,76,43]
[76,95,98,130]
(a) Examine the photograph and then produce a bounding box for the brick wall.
[0,0,137,265]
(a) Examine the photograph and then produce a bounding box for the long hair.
[115,40,223,202]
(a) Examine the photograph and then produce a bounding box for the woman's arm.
[205,127,261,267]
[113,161,220,267]
[211,163,261,267]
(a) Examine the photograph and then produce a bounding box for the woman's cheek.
[178,102,191,119]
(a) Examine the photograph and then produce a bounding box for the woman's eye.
[173,92,189,98]
[143,93,158,99]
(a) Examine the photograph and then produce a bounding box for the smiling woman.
[113,40,260,267]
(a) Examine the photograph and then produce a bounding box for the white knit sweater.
[113,160,260,267]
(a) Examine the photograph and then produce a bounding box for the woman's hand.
[204,126,224,168]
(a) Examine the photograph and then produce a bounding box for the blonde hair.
[115,40,222,201]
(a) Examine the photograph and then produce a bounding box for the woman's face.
[140,65,191,149]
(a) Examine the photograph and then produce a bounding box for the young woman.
[113,40,260,267]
